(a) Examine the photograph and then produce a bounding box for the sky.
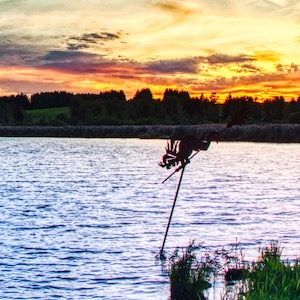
[1,0,300,101]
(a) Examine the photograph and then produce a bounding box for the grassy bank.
[26,107,70,124]
[0,124,299,142]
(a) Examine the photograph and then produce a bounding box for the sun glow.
[0,0,300,101]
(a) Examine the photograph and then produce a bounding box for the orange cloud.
[152,0,197,20]
[253,50,282,63]
[1,47,299,101]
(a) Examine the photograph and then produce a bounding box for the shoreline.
[0,124,299,143]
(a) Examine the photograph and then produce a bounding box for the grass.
[26,107,70,124]
[169,242,212,300]
[168,241,300,300]
[241,242,300,300]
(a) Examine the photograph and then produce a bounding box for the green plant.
[169,242,211,300]
[241,242,300,300]
[26,107,70,125]
[168,241,300,300]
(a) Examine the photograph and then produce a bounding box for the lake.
[0,138,299,299]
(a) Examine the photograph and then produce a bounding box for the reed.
[241,242,300,300]
[168,241,245,300]
[0,124,299,142]
[168,242,300,300]
[169,242,211,300]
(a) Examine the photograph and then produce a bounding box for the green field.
[26,107,70,124]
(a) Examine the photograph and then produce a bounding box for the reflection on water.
[0,138,299,299]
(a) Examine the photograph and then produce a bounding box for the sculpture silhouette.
[159,131,218,169]
[159,106,250,170]
[158,106,250,259]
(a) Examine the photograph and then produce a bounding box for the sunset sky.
[1,0,300,101]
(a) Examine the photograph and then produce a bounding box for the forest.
[0,88,300,126]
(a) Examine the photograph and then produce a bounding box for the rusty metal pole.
[159,165,186,259]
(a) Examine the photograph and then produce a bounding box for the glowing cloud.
[0,0,300,99]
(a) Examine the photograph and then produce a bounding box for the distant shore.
[0,124,299,143]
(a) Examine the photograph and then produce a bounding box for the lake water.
[0,137,299,299]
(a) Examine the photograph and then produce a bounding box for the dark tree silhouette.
[1,89,299,125]
[226,106,251,128]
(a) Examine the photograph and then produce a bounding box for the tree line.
[0,89,300,125]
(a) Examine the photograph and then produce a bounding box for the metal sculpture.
[159,131,218,170]
[159,107,250,259]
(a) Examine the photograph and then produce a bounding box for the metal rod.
[159,165,186,259]
[161,163,186,184]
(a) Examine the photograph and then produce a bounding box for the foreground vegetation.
[168,241,300,300]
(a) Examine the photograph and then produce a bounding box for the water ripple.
[0,138,299,299]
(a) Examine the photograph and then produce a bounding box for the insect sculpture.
[159,106,250,259]
[159,131,218,170]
